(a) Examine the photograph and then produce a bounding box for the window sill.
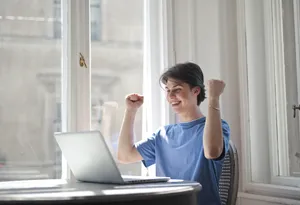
[271,176,300,188]
[238,192,300,205]
[0,179,67,190]
[242,182,300,201]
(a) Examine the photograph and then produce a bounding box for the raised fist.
[207,79,225,99]
[125,93,144,111]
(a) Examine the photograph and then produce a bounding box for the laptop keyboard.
[122,175,169,184]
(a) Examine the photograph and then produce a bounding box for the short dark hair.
[159,62,206,105]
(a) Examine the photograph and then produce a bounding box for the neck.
[178,106,204,123]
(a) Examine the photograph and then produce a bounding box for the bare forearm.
[117,109,136,158]
[117,94,144,164]
[203,98,223,159]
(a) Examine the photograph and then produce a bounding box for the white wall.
[173,0,241,177]
[172,0,299,204]
[172,0,241,152]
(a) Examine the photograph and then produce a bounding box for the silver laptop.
[54,130,170,184]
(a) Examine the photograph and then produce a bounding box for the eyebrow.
[165,84,182,89]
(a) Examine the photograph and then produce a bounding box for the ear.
[193,87,200,95]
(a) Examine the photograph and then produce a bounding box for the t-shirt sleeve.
[213,120,230,161]
[134,131,158,167]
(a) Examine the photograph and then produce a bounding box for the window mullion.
[61,0,91,179]
[264,0,280,177]
[294,0,300,112]
[271,0,290,177]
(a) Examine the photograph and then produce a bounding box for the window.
[0,0,170,183]
[53,0,102,41]
[0,0,63,180]
[90,0,102,41]
[0,0,171,181]
[281,0,300,178]
[53,0,61,39]
[90,0,144,176]
[238,0,300,198]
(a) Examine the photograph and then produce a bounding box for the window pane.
[53,0,102,41]
[282,0,300,178]
[91,0,144,175]
[0,0,62,180]
[91,0,102,41]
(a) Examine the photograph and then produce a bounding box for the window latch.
[79,53,87,68]
[292,104,300,118]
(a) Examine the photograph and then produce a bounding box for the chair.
[219,140,239,205]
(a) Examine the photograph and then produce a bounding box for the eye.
[174,88,181,93]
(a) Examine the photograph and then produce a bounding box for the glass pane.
[90,0,144,175]
[282,0,300,177]
[0,0,62,180]
[53,0,101,41]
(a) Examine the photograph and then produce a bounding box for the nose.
[167,91,176,100]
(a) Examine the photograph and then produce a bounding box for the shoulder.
[157,124,178,134]
[221,119,230,132]
[152,124,179,139]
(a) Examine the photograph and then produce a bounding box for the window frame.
[55,0,101,41]
[59,0,173,179]
[296,0,300,105]
[267,0,300,187]
[61,0,91,179]
[237,0,300,199]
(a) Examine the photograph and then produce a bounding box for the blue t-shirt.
[135,117,230,205]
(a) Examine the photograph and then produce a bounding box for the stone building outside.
[0,0,144,180]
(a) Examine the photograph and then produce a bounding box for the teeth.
[172,102,180,105]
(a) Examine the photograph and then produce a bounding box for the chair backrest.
[219,140,239,205]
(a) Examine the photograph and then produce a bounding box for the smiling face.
[165,78,200,114]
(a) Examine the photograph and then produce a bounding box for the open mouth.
[171,101,181,107]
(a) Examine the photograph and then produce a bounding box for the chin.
[171,106,183,114]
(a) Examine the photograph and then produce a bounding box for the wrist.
[208,104,220,111]
[207,97,220,104]
[125,108,138,115]
[207,97,220,110]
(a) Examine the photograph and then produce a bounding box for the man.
[117,62,230,205]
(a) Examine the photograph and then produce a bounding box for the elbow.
[117,151,126,164]
[204,147,223,159]
[117,150,130,164]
